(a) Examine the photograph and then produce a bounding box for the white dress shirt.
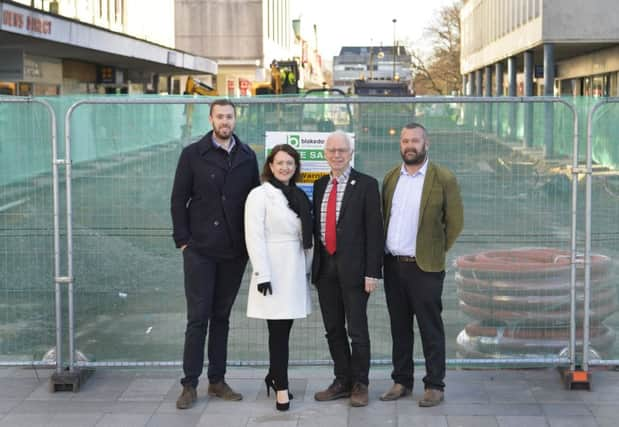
[385,159,428,257]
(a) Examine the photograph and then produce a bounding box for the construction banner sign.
[265,131,356,200]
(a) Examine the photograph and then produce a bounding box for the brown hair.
[262,144,302,183]
[209,99,236,116]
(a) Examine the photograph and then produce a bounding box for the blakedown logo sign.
[287,134,300,147]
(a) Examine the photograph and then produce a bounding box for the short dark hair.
[403,122,428,139]
[209,99,236,116]
[262,144,302,183]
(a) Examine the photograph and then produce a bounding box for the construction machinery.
[353,79,413,97]
[252,60,300,96]
[301,87,353,132]
[351,79,415,137]
[184,76,218,96]
[181,76,218,142]
[0,82,16,95]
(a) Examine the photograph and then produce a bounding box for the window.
[285,0,289,47]
[115,0,123,24]
[276,0,280,45]
[267,0,272,40]
[592,74,609,97]
[583,77,591,96]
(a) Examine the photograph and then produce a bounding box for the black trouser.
[180,247,247,388]
[316,248,370,386]
[383,255,446,391]
[267,319,294,390]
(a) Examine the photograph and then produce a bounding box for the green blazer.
[382,162,464,272]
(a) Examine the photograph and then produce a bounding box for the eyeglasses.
[325,148,350,155]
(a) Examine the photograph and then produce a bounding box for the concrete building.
[175,0,324,96]
[461,0,619,97]
[0,0,216,95]
[292,19,326,90]
[332,45,412,94]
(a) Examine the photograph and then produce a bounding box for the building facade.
[292,19,326,90]
[175,0,324,96]
[332,46,412,94]
[461,0,619,97]
[0,0,216,95]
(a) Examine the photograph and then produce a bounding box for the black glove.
[257,282,272,296]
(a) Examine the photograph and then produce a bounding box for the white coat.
[244,182,312,319]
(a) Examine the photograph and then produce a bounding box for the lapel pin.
[350,180,356,186]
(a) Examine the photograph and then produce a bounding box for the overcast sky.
[294,0,457,59]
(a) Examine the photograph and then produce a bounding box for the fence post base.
[558,367,591,391]
[49,368,94,393]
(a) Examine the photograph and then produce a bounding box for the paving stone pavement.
[0,366,617,426]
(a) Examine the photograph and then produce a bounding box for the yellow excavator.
[184,76,218,96]
[252,60,299,96]
[181,76,218,142]
[0,82,16,95]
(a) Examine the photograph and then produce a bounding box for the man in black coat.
[312,131,384,407]
[171,99,260,409]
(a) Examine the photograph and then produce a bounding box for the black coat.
[170,131,260,258]
[311,168,384,286]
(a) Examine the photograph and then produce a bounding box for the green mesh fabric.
[1,95,618,367]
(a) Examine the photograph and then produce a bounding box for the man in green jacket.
[380,122,463,407]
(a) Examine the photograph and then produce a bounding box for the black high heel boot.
[264,375,273,397]
[264,374,293,399]
[275,397,290,411]
[264,374,292,411]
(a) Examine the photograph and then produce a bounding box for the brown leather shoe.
[207,381,243,401]
[418,388,444,407]
[350,383,369,407]
[314,380,351,401]
[176,385,197,409]
[379,383,412,401]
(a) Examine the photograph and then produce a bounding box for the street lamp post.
[392,18,397,80]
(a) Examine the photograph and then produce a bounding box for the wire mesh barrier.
[0,98,57,367]
[5,95,610,372]
[585,98,619,367]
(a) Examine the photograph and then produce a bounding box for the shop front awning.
[0,1,216,75]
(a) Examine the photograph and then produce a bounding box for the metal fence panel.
[57,96,578,368]
[0,98,56,366]
[1,95,586,369]
[422,100,578,366]
[585,99,619,367]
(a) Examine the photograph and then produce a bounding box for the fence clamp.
[55,276,73,284]
[53,159,70,165]
[570,166,588,175]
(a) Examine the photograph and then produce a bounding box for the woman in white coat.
[244,144,313,411]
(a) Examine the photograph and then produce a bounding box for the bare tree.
[411,1,462,95]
